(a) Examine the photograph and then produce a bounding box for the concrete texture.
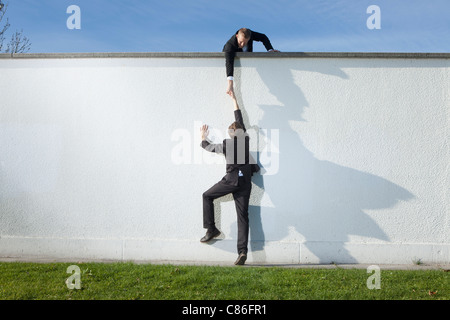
[0,53,449,265]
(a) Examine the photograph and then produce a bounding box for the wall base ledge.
[0,237,448,265]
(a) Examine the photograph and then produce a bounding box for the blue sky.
[2,0,450,53]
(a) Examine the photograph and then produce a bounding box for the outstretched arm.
[252,31,280,52]
[230,91,239,110]
[225,51,235,96]
[223,40,236,96]
[230,92,246,132]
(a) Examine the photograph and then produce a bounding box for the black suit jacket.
[222,29,274,78]
[201,110,260,186]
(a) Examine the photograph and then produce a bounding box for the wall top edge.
[1,52,450,60]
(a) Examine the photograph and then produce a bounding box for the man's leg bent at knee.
[201,182,238,243]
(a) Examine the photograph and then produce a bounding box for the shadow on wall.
[212,59,415,264]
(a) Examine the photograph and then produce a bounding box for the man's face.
[236,33,250,48]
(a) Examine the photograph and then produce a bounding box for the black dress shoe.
[200,228,221,243]
[234,252,247,265]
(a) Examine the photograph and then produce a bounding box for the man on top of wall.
[222,28,279,96]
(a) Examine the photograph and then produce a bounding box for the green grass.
[0,262,448,300]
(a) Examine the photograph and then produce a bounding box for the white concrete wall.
[0,53,449,265]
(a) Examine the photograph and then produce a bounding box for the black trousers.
[202,177,251,254]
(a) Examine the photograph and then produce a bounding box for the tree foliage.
[0,2,31,54]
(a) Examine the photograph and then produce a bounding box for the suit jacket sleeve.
[201,140,224,154]
[251,31,274,51]
[224,51,235,77]
[234,109,246,132]
[223,37,237,78]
